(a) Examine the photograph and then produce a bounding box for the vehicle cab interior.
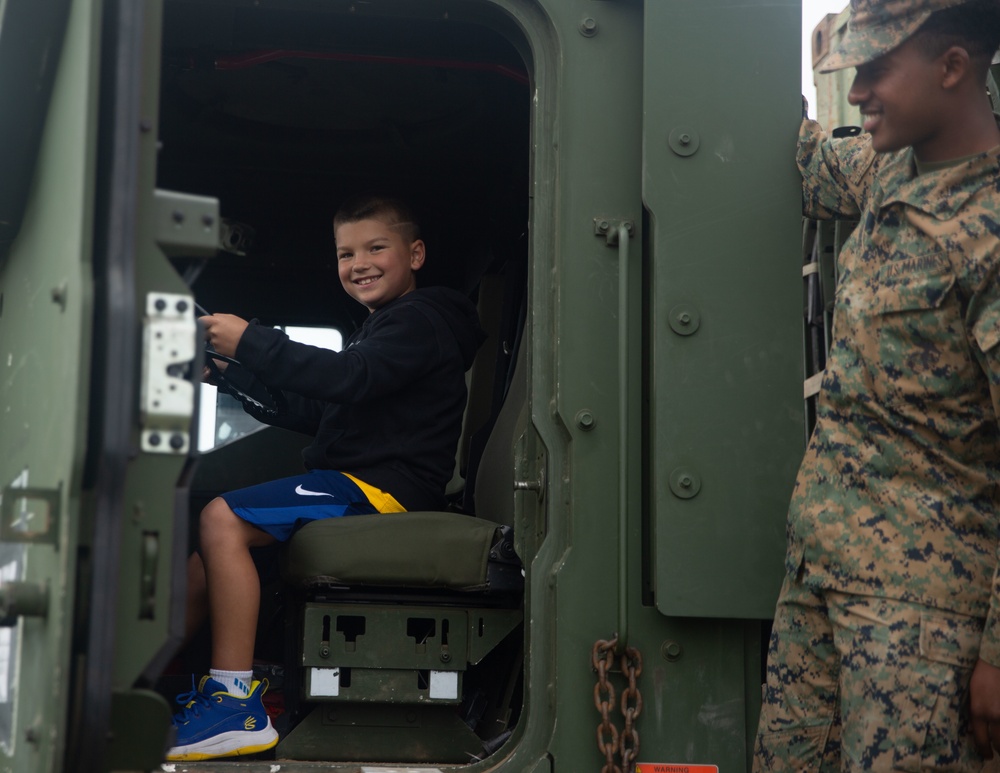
[155,0,533,763]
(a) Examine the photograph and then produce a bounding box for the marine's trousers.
[752,575,984,772]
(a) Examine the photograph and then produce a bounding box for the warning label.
[635,766,719,773]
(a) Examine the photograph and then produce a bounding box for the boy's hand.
[200,313,249,359]
[970,658,1000,758]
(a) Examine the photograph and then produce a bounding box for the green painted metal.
[302,604,469,673]
[277,703,484,763]
[0,0,73,253]
[644,0,803,619]
[0,0,99,768]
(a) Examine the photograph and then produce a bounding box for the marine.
[753,0,1000,769]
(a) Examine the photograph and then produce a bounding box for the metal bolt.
[598,220,610,233]
[440,651,452,663]
[576,410,596,431]
[176,299,189,313]
[678,312,691,325]
[148,433,161,447]
[680,475,693,489]
[169,434,185,451]
[202,214,215,227]
[154,298,167,311]
[679,133,691,146]
[579,17,598,36]
[50,283,68,310]
[319,645,330,658]
[662,640,683,661]
[172,210,185,224]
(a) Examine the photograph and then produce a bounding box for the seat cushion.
[280,511,502,590]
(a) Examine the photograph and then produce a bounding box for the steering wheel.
[198,304,285,417]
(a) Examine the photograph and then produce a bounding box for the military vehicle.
[0,0,809,770]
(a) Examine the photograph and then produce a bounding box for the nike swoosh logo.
[295,485,336,497]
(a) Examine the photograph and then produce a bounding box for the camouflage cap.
[820,0,969,73]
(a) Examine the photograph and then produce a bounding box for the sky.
[802,0,850,118]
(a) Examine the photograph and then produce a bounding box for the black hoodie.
[232,287,485,511]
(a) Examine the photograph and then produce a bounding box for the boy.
[166,196,484,761]
[753,1,1000,770]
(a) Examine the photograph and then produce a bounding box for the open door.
[2,1,202,770]
[0,0,96,771]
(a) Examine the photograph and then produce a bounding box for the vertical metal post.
[617,222,632,650]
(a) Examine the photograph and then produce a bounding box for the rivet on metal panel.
[575,410,596,431]
[668,304,701,336]
[50,282,68,311]
[668,126,700,157]
[668,467,701,499]
[579,17,598,37]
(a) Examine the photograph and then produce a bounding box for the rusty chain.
[592,636,643,773]
[619,645,643,772]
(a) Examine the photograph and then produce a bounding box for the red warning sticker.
[635,766,719,773]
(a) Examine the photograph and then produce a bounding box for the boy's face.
[848,36,952,159]
[335,218,425,312]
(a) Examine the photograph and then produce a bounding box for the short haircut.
[333,195,421,245]
[915,0,1000,74]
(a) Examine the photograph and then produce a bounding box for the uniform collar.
[879,143,1000,220]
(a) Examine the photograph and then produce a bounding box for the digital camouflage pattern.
[754,578,983,771]
[790,118,1000,660]
[821,0,968,72]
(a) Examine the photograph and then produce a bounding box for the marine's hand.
[970,658,1000,758]
[200,313,249,359]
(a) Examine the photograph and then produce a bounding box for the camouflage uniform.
[754,1,1000,768]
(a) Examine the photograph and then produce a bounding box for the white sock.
[210,668,253,697]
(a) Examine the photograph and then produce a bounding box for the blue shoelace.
[173,678,218,725]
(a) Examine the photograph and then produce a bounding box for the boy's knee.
[200,497,239,543]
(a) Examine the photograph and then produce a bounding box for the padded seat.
[280,511,506,591]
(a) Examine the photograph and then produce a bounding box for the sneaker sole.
[166,726,279,761]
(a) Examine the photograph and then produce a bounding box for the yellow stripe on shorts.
[342,473,407,513]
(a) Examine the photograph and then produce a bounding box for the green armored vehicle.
[0,0,807,770]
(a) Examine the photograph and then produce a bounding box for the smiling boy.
[166,196,484,760]
[754,1,1000,770]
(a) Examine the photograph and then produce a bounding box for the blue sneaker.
[166,676,279,761]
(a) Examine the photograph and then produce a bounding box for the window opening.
[198,325,343,451]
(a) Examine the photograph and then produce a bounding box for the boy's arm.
[235,305,445,404]
[212,361,325,434]
[798,118,877,220]
[201,313,325,432]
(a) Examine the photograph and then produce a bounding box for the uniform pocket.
[891,612,981,772]
[874,255,970,407]
[753,724,834,772]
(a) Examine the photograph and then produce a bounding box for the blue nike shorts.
[220,469,378,542]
